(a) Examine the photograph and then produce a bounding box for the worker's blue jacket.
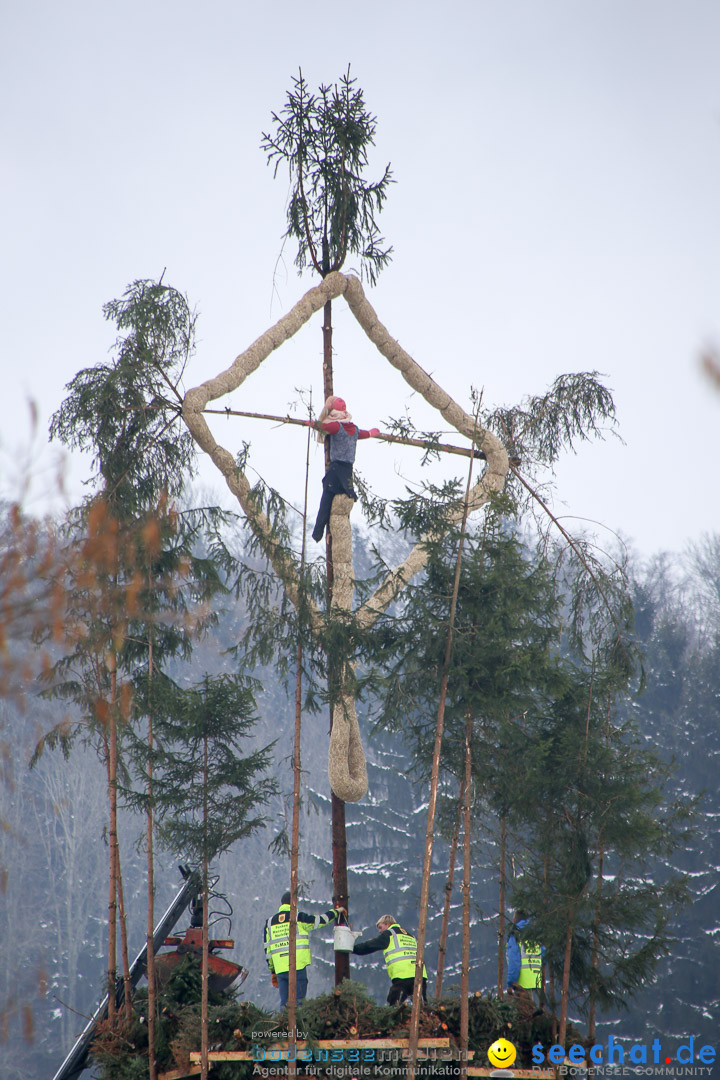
[506,918,545,989]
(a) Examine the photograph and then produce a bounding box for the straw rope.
[181,273,509,802]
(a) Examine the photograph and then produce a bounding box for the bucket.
[334,924,361,952]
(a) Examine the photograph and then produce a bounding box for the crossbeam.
[203,407,488,461]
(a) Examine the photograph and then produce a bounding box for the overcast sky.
[2,0,719,558]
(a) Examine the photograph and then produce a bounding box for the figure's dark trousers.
[312,461,356,542]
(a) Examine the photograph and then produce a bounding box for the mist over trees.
[3,508,718,1078]
[1,267,715,1076]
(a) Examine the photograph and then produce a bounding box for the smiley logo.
[487,1038,517,1068]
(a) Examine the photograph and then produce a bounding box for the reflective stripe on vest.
[518,941,542,989]
[265,906,312,973]
[382,926,427,981]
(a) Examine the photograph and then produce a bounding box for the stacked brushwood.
[89,962,568,1078]
[89,956,273,1080]
[264,979,442,1044]
[242,980,558,1059]
[432,992,557,1062]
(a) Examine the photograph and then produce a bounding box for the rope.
[326,494,368,802]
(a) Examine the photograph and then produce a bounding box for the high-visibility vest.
[382,925,427,982]
[517,940,543,989]
[264,905,313,974]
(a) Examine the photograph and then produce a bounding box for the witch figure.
[310,395,380,542]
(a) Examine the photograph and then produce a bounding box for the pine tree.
[261,67,393,286]
[363,502,692,1042]
[129,669,276,1080]
[40,277,244,1068]
[493,527,696,1043]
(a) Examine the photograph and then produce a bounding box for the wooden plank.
[181,1053,556,1074]
[467,1071,555,1078]
[190,1038,451,1063]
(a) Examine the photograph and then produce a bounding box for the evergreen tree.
[621,543,720,1038]
[363,506,692,1041]
[49,278,197,517]
[262,67,393,284]
[128,669,276,1079]
[41,276,241,1063]
[506,662,691,1042]
[130,669,276,864]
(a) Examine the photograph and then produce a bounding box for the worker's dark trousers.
[386,976,427,1006]
[277,967,308,1007]
[312,461,357,542]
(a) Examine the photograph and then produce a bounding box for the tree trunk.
[589,710,610,1043]
[435,778,464,998]
[107,664,118,1026]
[287,421,311,1077]
[287,650,301,1079]
[146,636,157,1080]
[200,736,209,1080]
[407,442,477,1080]
[558,906,574,1048]
[459,712,472,1080]
[321,285,351,984]
[497,813,507,999]
[115,845,132,1024]
[588,841,605,1042]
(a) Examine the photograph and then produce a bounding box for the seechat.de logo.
[532,1035,717,1068]
[488,1039,517,1069]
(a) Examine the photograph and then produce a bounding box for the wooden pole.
[287,413,312,1078]
[434,777,464,999]
[146,633,158,1080]
[115,845,132,1024]
[407,428,478,1080]
[319,254,351,986]
[200,732,209,1080]
[107,663,118,1026]
[203,406,489,463]
[460,710,472,1080]
[497,814,507,1000]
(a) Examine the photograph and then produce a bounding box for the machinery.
[154,877,247,994]
[51,866,245,1080]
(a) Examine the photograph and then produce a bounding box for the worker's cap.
[281,890,291,905]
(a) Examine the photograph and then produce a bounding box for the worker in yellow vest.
[506,910,545,1016]
[264,891,345,1007]
[352,914,428,1005]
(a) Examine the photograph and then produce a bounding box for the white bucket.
[334,925,360,952]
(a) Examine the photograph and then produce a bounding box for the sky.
[2,0,719,558]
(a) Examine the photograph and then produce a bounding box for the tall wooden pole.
[107,663,118,1026]
[287,414,313,1077]
[407,432,478,1080]
[321,243,350,985]
[200,732,209,1080]
[459,711,472,1080]
[146,634,158,1080]
[497,813,507,999]
[435,778,464,999]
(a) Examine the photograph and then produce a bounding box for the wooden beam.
[191,1037,452,1062]
[202,407,489,462]
[467,1072,556,1078]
